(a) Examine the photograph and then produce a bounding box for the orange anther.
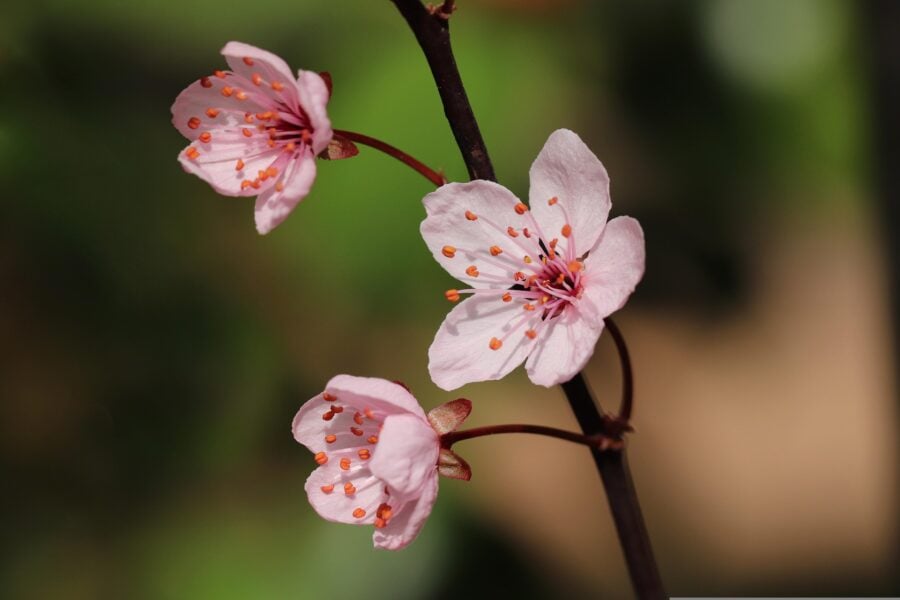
[526,275,538,287]
[241,180,252,190]
[200,76,212,88]
[465,265,479,277]
[325,434,337,444]
[321,484,334,494]
[490,245,503,256]
[267,139,276,148]
[284,142,296,153]
[331,405,344,414]
[502,292,512,302]
[549,238,559,249]
[242,56,254,66]
[524,256,533,264]
[340,458,351,471]
[353,412,364,425]
[540,295,550,305]
[344,482,356,495]
[514,202,528,214]
[235,90,248,101]
[242,128,252,137]
[525,329,537,339]
[214,70,226,79]
[205,107,220,118]
[301,129,312,142]
[271,81,284,91]
[489,337,503,350]
[199,132,211,143]
[266,166,278,178]
[367,435,379,444]
[252,73,262,86]
[352,508,366,519]
[514,271,525,281]
[234,159,244,172]
[562,224,572,238]
[350,427,364,437]
[568,260,583,273]
[465,210,477,221]
[442,245,457,258]
[250,178,261,189]
[364,408,375,419]
[523,303,536,311]
[187,117,201,129]
[244,113,254,124]
[376,503,393,520]
[185,147,199,160]
[221,86,234,97]
[322,410,335,421]
[275,182,285,192]
[314,452,328,465]
[523,228,531,238]
[548,196,558,206]
[323,392,336,401]
[507,226,519,238]
[374,518,386,529]
[358,449,371,460]
[258,169,268,182]
[556,273,565,285]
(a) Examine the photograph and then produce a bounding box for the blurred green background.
[2,0,898,597]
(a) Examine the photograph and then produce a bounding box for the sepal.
[427,398,471,435]
[437,448,471,481]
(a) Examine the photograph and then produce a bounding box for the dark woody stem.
[441,423,617,450]
[333,129,447,187]
[389,2,664,597]
[605,317,634,422]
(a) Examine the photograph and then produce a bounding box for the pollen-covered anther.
[507,226,519,238]
[240,180,252,191]
[465,210,478,221]
[185,147,199,160]
[358,449,371,460]
[331,405,344,414]
[274,182,285,192]
[187,117,201,129]
[324,434,337,444]
[556,274,565,285]
[489,337,503,350]
[568,260,583,273]
[376,503,393,522]
[235,159,244,171]
[490,245,503,256]
[271,81,284,91]
[214,70,226,79]
[323,392,336,402]
[350,427,364,437]
[524,256,533,264]
[525,329,537,339]
[514,202,528,215]
[524,303,536,311]
[243,113,254,124]
[442,245,456,258]
[205,107,220,118]
[198,132,211,143]
[364,408,375,419]
[284,142,296,153]
[221,86,234,97]
[353,412,364,425]
[548,196,558,206]
[502,292,512,302]
[251,73,263,86]
[240,128,252,138]
[549,238,559,249]
[322,410,335,421]
[200,77,212,88]
[540,295,550,305]
[340,458,351,471]
[314,452,328,465]
[562,224,572,238]
[321,484,334,494]
[344,482,356,496]
[444,289,460,302]
[523,228,531,238]
[352,508,366,519]
[242,56,254,66]
[367,435,378,444]
[465,265,479,277]
[235,90,248,101]
[514,271,526,281]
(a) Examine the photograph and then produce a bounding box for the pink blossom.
[293,376,471,549]
[171,42,332,234]
[421,129,645,390]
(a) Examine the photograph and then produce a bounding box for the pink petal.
[421,181,534,288]
[221,41,301,115]
[579,216,645,326]
[427,398,472,435]
[428,294,541,391]
[372,474,438,550]
[326,374,427,419]
[254,151,316,234]
[304,449,385,525]
[525,308,604,387]
[296,70,333,155]
[528,129,611,257]
[368,414,439,504]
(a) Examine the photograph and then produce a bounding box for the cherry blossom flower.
[293,375,472,549]
[171,41,332,234]
[421,129,645,390]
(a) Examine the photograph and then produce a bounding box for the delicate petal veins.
[221,41,300,113]
[368,414,439,503]
[428,295,541,391]
[529,129,611,256]
[373,474,438,550]
[580,216,645,326]
[254,151,316,234]
[421,181,534,288]
[296,70,333,154]
[525,308,604,387]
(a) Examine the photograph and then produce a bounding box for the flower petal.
[525,308,604,387]
[326,374,427,420]
[528,129,611,257]
[428,294,541,391]
[254,150,316,234]
[305,450,387,525]
[372,474,438,550]
[579,216,645,326]
[222,41,300,114]
[368,414,439,503]
[421,181,536,288]
[296,70,333,155]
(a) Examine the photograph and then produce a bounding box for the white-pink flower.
[293,375,471,550]
[421,129,645,390]
[171,41,332,234]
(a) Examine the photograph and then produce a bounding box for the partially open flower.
[171,41,332,234]
[421,129,645,390]
[293,375,471,550]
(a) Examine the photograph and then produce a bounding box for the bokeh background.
[2,0,898,597]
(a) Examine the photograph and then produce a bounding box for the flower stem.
[441,423,619,450]
[605,317,634,422]
[333,129,446,187]
[390,3,664,597]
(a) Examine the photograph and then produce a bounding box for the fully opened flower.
[421,129,645,390]
[293,375,472,550]
[171,41,332,234]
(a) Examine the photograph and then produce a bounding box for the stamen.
[514,203,528,215]
[331,405,344,414]
[507,226,519,238]
[548,196,558,206]
[205,108,220,118]
[352,508,366,519]
[275,182,285,192]
[523,228,531,238]
[465,266,480,277]
[221,86,234,97]
[442,245,457,258]
[344,482,356,495]
[198,132,212,143]
[321,484,334,494]
[325,434,337,444]
[184,147,199,160]
[187,117,201,129]
[358,449,371,460]
[367,435,379,444]
[322,410,335,421]
[562,224,572,238]
[242,56,254,66]
[243,113,254,124]
[353,412,364,425]
[241,180,252,190]
[271,81,284,91]
[523,303,536,311]
[524,256,533,264]
[214,70,226,79]
[525,329,537,339]
[340,458,351,470]
[465,210,478,221]
[200,77,212,88]
[323,392,336,401]
[489,245,503,256]
[364,408,375,419]
[350,427,364,437]
[489,337,503,350]
[502,292,512,302]
[314,452,328,465]
[514,271,526,281]
[235,159,244,171]
[242,128,253,138]
[374,518,386,529]
[252,73,263,86]
[235,90,248,101]
[568,260,583,273]
[445,289,460,302]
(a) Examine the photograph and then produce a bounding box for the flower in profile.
[293,375,472,550]
[171,41,332,234]
[421,129,645,390]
